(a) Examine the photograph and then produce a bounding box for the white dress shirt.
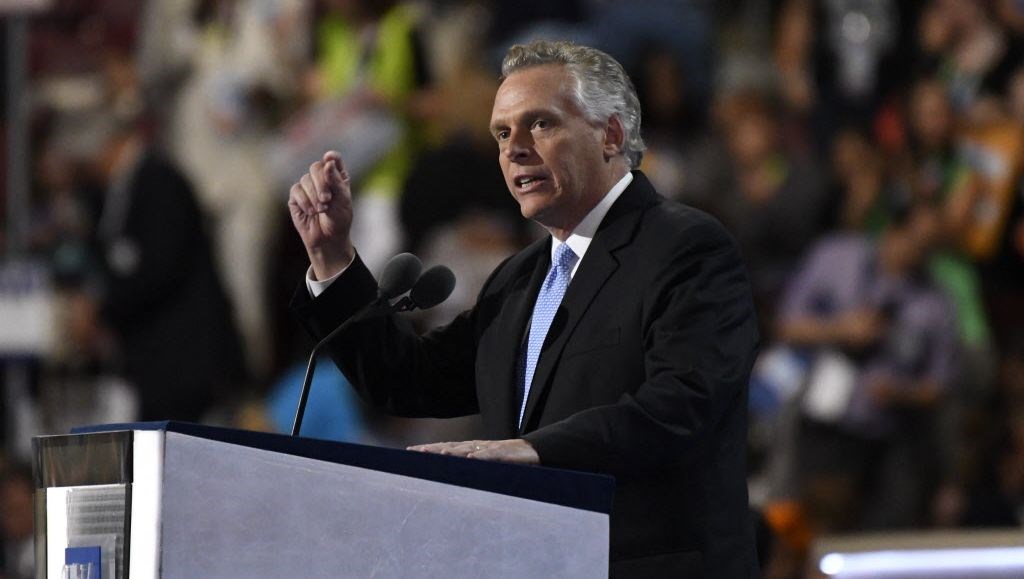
[552,171,632,278]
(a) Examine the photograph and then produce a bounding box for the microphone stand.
[289,260,453,436]
[290,295,387,436]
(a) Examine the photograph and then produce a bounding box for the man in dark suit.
[289,41,759,578]
[72,116,246,422]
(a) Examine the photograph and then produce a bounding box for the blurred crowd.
[1,0,1023,577]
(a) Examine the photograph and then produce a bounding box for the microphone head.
[409,265,456,310]
[378,253,422,299]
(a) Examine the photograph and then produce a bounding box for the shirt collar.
[551,171,633,276]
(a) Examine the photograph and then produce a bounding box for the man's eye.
[532,119,548,130]
[497,130,510,140]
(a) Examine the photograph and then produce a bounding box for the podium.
[32,422,614,578]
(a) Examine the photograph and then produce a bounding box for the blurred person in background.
[634,43,729,209]
[827,126,889,232]
[52,105,246,423]
[915,0,1022,117]
[775,203,958,532]
[288,0,431,275]
[23,111,138,435]
[967,61,1024,360]
[902,73,1003,413]
[139,0,310,381]
[898,76,994,375]
[713,90,829,330]
[945,333,1024,528]
[901,76,962,211]
[773,0,922,148]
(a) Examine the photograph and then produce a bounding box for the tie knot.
[553,243,578,271]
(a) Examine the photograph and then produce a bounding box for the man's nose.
[504,128,532,161]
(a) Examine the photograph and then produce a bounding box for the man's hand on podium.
[408,439,540,465]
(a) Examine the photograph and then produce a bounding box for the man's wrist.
[309,243,355,281]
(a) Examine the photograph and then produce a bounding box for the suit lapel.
[518,172,660,433]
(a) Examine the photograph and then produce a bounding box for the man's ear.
[603,115,625,160]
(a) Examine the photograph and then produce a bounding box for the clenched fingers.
[309,161,332,206]
[289,153,349,220]
[288,181,316,219]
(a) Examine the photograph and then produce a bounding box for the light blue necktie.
[518,242,578,427]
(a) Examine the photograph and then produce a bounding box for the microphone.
[290,255,456,436]
[391,265,457,312]
[378,252,422,299]
[411,266,456,309]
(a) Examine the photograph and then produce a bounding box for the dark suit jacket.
[99,151,245,421]
[292,172,760,578]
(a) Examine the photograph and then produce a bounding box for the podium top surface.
[67,421,615,514]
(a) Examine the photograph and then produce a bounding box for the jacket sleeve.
[290,253,492,418]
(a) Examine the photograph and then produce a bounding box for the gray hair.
[501,40,645,168]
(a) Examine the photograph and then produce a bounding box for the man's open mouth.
[515,175,547,189]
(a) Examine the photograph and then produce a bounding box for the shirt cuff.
[305,260,351,298]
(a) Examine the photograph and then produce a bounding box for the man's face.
[490,65,610,233]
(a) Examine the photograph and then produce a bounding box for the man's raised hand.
[288,150,356,280]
